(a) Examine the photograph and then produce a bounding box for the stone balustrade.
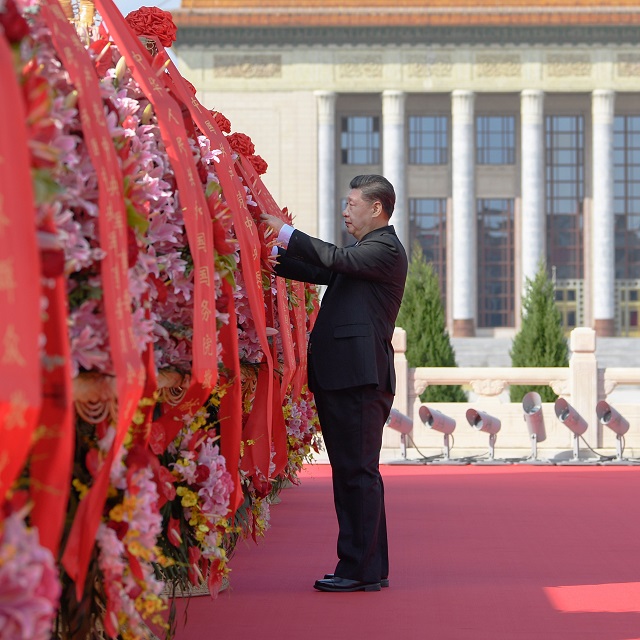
[387,327,640,461]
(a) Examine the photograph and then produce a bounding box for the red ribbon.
[41,0,145,592]
[235,159,297,401]
[30,218,74,556]
[263,286,287,478]
[234,159,294,475]
[218,279,243,516]
[0,33,42,510]
[93,0,218,392]
[291,281,309,401]
[239,365,272,497]
[276,278,296,400]
[152,47,276,481]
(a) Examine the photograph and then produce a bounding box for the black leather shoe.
[314,577,381,592]
[324,573,389,588]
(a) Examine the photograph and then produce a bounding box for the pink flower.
[0,515,61,640]
[196,442,233,519]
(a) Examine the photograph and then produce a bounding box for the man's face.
[342,188,380,241]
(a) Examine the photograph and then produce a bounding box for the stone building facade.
[173,1,640,337]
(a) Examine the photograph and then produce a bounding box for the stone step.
[449,336,640,368]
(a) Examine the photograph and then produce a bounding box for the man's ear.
[371,200,383,217]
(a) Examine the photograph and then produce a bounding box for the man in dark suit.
[261,174,408,592]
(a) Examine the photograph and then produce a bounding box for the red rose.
[125,6,177,48]
[247,154,268,175]
[227,132,255,156]
[0,0,30,44]
[195,464,210,484]
[212,111,231,134]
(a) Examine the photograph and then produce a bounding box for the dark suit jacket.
[274,225,408,393]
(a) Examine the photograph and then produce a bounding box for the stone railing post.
[569,327,600,446]
[385,328,409,449]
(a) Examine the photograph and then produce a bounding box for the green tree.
[509,260,569,402]
[396,244,467,402]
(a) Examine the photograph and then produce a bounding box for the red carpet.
[173,464,640,640]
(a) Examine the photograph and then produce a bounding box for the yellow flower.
[176,487,198,508]
[72,479,89,500]
[109,504,124,523]
[127,540,152,562]
[136,593,166,617]
[155,552,175,568]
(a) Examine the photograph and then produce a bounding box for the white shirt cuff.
[278,223,294,247]
[270,223,294,256]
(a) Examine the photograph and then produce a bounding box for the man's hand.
[260,213,285,235]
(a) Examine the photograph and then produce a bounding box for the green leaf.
[126,200,149,234]
[31,168,62,206]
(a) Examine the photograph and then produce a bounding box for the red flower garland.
[125,6,177,48]
[247,154,268,175]
[212,111,231,134]
[227,132,255,156]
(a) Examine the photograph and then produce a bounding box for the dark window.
[408,116,449,164]
[340,116,380,165]
[614,115,640,279]
[338,198,351,247]
[545,115,585,279]
[409,198,447,301]
[476,116,516,165]
[477,199,515,328]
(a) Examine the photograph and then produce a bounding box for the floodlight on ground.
[419,405,463,463]
[466,408,505,463]
[385,408,412,434]
[554,398,588,462]
[419,405,455,434]
[520,392,551,464]
[385,408,412,459]
[596,401,634,465]
[596,401,629,437]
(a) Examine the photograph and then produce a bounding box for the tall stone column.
[520,90,545,289]
[315,90,337,243]
[382,90,408,250]
[592,89,616,336]
[451,90,476,337]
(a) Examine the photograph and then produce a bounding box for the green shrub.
[396,244,467,402]
[509,260,569,402]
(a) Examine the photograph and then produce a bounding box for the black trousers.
[310,368,394,583]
